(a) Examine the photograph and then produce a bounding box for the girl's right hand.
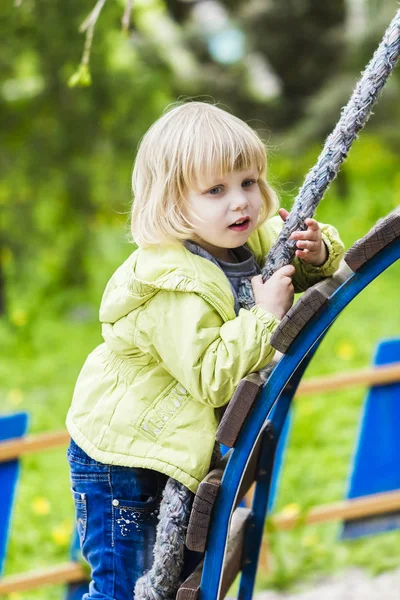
[251,265,295,320]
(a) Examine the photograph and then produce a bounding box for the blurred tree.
[243,0,346,126]
[0,0,174,313]
[0,264,5,315]
[160,0,346,128]
[286,1,400,152]
[1,0,398,317]
[62,0,346,130]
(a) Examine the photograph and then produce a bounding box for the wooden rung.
[344,208,400,272]
[270,262,351,354]
[186,468,223,552]
[216,372,264,448]
[237,436,263,504]
[220,507,250,598]
[178,508,250,600]
[296,362,400,397]
[271,489,400,531]
[0,431,70,463]
[176,559,204,600]
[186,440,262,553]
[1,362,399,464]
[270,286,327,354]
[215,363,400,456]
[0,562,87,594]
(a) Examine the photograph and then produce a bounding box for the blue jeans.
[67,439,200,599]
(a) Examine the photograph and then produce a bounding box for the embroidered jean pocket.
[111,468,165,539]
[138,382,189,440]
[112,497,160,539]
[72,489,87,546]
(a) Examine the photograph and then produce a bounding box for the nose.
[230,190,248,211]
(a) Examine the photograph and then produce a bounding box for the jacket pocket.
[137,382,190,441]
[72,489,87,546]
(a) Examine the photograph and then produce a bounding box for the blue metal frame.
[238,422,277,600]
[0,412,29,575]
[200,238,400,600]
[341,337,400,540]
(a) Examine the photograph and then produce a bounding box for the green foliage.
[253,134,400,591]
[270,133,399,242]
[0,0,176,318]
[1,135,400,597]
[0,315,101,600]
[1,1,400,596]
[68,64,92,87]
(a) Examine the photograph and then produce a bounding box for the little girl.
[66,101,344,599]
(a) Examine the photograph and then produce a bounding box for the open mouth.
[228,217,250,232]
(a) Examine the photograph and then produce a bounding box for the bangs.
[177,109,267,190]
[131,101,277,247]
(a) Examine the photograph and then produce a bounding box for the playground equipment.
[1,8,399,596]
[177,208,400,600]
[0,208,399,597]
[138,11,400,596]
[341,337,400,540]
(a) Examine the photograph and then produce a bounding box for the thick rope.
[135,9,400,598]
[134,478,193,600]
[134,443,222,599]
[238,8,400,309]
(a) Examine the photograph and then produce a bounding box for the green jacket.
[66,216,344,492]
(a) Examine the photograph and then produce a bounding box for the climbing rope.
[239,8,400,309]
[135,9,400,599]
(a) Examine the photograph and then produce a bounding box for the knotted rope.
[134,478,193,600]
[238,8,400,309]
[135,9,400,599]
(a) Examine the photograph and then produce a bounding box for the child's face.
[186,168,263,261]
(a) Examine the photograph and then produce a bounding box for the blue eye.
[208,186,223,195]
[242,179,256,188]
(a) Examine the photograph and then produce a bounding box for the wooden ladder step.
[344,208,400,272]
[0,562,87,594]
[186,467,224,552]
[186,438,261,553]
[270,261,351,353]
[178,507,251,600]
[216,372,264,448]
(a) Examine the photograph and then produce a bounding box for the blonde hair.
[131,101,278,246]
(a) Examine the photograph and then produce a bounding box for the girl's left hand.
[279,208,328,267]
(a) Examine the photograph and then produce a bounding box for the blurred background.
[1,0,399,598]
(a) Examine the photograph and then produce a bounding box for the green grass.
[1,138,400,598]
[0,317,101,600]
[257,262,400,592]
[2,261,400,599]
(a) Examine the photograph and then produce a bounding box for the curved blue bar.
[200,238,400,600]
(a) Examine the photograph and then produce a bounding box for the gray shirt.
[184,241,261,315]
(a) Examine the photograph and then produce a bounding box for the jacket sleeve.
[249,216,345,293]
[134,291,280,408]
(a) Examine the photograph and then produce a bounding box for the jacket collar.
[132,242,237,321]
